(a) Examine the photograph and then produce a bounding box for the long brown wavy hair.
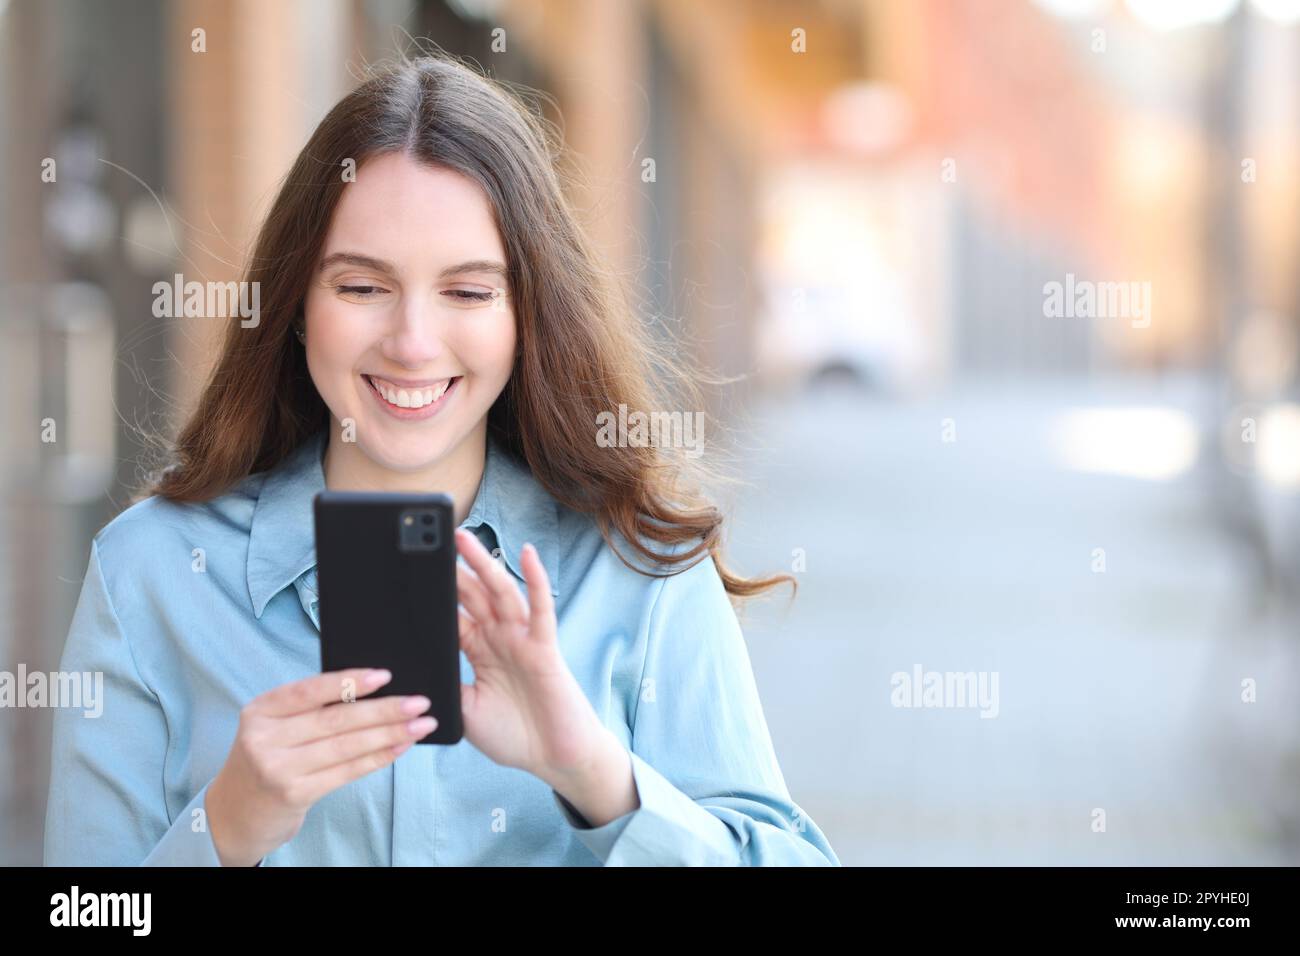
[141,51,793,603]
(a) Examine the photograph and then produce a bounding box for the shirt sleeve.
[43,537,227,866]
[552,549,840,866]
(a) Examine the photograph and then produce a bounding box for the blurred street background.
[3,0,1300,865]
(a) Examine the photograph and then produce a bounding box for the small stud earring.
[295,326,306,343]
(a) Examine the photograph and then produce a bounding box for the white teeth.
[370,376,453,409]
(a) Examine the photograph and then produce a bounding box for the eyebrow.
[318,252,509,280]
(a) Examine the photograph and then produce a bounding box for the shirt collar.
[247,427,561,619]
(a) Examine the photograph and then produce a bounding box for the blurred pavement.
[727,375,1300,865]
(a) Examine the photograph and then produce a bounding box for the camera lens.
[422,514,433,525]
[423,533,434,544]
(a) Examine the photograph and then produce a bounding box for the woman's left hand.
[452,527,611,787]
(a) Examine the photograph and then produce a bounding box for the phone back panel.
[313,491,462,744]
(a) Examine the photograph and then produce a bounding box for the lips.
[363,373,461,418]
[365,374,456,409]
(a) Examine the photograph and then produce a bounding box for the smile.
[363,373,460,419]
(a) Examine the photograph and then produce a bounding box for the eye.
[334,284,389,299]
[441,288,497,305]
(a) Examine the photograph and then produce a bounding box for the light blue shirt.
[43,427,839,866]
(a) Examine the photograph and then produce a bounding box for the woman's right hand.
[205,667,435,866]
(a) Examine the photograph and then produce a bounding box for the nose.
[379,292,445,369]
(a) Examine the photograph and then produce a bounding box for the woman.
[43,53,839,866]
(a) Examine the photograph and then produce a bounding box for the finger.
[285,712,438,775]
[254,668,391,718]
[279,693,431,747]
[460,678,479,726]
[296,739,414,805]
[456,560,496,626]
[456,528,528,623]
[520,542,555,637]
[458,606,486,662]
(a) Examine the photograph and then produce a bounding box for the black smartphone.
[313,490,463,744]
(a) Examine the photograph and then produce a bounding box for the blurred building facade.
[4,0,1300,865]
[0,0,825,866]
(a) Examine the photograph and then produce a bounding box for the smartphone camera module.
[400,508,441,551]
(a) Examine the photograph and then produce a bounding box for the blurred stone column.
[503,0,647,281]
[0,0,60,868]
[166,0,350,416]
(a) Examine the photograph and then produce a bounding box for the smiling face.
[302,151,517,483]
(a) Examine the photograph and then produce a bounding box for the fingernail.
[408,716,437,735]
[365,669,392,688]
[402,695,431,715]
